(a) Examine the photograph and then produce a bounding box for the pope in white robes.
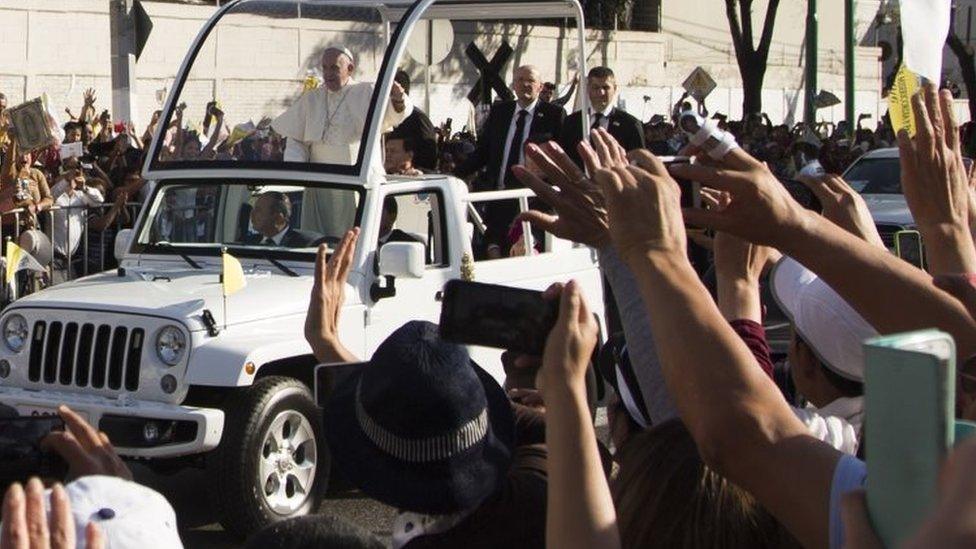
[273,46,412,239]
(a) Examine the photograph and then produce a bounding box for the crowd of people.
[6,44,976,549]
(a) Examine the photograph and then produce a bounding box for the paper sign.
[7,98,54,152]
[889,65,920,137]
[901,0,951,84]
[682,67,717,102]
[60,141,83,160]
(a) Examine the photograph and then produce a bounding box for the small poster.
[682,67,717,103]
[888,65,920,138]
[7,97,54,152]
[60,141,84,160]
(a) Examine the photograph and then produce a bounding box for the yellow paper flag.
[4,241,44,286]
[5,242,22,284]
[889,65,920,137]
[221,251,245,297]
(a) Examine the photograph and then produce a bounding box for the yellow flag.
[5,242,22,284]
[889,65,920,138]
[221,251,245,297]
[4,241,44,286]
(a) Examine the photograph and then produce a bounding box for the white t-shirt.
[792,396,863,455]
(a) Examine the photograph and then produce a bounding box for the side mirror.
[378,242,424,279]
[371,242,424,302]
[115,229,133,262]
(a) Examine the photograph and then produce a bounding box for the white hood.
[862,193,914,227]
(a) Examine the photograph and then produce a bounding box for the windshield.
[848,156,972,195]
[134,182,363,255]
[846,158,902,195]
[150,0,400,173]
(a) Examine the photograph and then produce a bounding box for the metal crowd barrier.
[0,201,144,299]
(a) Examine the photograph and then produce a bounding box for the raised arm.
[595,155,841,548]
[673,148,976,362]
[304,228,360,364]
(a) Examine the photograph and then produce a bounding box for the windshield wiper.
[149,241,203,270]
[261,253,299,277]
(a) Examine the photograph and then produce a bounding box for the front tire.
[207,376,328,539]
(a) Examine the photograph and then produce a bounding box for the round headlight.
[3,315,28,352]
[155,326,186,366]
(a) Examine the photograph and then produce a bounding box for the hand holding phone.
[0,415,67,486]
[438,280,559,356]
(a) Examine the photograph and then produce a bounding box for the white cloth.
[901,0,951,84]
[50,179,104,257]
[391,510,468,549]
[792,396,864,455]
[497,99,539,189]
[272,80,412,238]
[797,159,825,179]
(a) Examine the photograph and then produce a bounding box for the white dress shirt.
[497,99,539,189]
[50,179,104,257]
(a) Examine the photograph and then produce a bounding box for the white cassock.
[272,80,413,239]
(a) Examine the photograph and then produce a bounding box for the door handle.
[435,291,444,302]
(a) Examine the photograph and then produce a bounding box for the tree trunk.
[741,57,766,115]
[947,9,976,121]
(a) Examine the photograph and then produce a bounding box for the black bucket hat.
[323,321,515,515]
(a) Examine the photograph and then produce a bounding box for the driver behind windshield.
[246,191,314,248]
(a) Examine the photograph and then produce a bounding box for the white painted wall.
[0,0,898,132]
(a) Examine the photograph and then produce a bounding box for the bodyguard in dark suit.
[389,70,439,171]
[245,191,316,248]
[559,66,644,167]
[456,65,565,191]
[455,65,564,256]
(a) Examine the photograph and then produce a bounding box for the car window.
[136,183,362,253]
[381,191,448,267]
[846,158,902,194]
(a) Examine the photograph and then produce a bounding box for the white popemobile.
[0,0,603,539]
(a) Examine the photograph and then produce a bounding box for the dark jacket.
[244,228,316,248]
[390,108,439,171]
[456,100,565,191]
[559,107,645,167]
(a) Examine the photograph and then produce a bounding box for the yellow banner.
[889,65,920,137]
[221,252,245,297]
[5,242,22,284]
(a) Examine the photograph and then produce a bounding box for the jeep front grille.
[28,322,145,391]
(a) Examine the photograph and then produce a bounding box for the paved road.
[134,408,607,548]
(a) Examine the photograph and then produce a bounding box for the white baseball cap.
[771,257,878,381]
[50,475,183,548]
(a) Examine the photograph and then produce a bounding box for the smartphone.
[780,180,823,213]
[0,416,67,485]
[314,362,366,408]
[895,230,924,270]
[439,280,559,356]
[660,156,700,214]
[864,329,955,547]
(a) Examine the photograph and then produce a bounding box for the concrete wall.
[0,0,899,133]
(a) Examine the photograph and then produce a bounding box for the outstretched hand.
[537,280,599,398]
[41,405,132,481]
[798,174,885,249]
[1,479,105,549]
[304,227,360,363]
[897,84,976,274]
[669,149,813,248]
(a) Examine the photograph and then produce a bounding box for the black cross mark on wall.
[465,42,515,106]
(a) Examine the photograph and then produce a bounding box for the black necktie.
[504,110,529,187]
[591,113,605,132]
[262,237,275,246]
